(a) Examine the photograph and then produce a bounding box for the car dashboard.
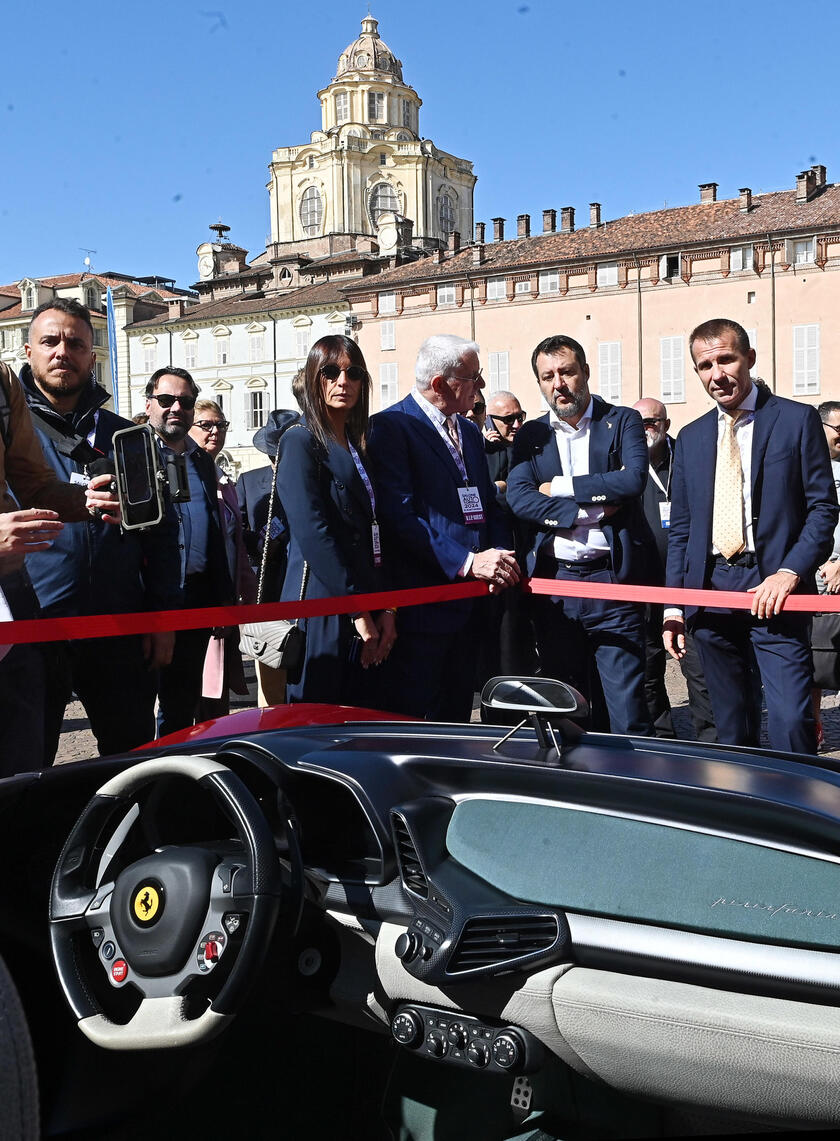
[6,717,840,1136]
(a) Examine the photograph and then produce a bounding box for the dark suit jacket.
[506,396,654,581]
[236,464,275,564]
[183,442,236,605]
[276,422,381,606]
[367,394,512,633]
[665,385,838,620]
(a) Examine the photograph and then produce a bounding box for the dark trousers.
[380,609,483,722]
[42,633,157,763]
[644,603,718,742]
[533,560,653,736]
[693,561,815,754]
[0,569,45,776]
[157,572,214,738]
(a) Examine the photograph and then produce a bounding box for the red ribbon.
[0,577,837,646]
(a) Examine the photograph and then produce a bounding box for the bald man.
[633,397,716,741]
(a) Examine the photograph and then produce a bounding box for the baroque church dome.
[336,16,403,82]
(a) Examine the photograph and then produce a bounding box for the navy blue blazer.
[506,396,654,582]
[666,385,838,619]
[367,394,512,633]
[276,423,381,606]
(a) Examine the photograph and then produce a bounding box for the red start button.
[112,959,128,983]
[204,941,220,963]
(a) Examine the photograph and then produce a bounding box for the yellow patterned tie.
[712,410,745,560]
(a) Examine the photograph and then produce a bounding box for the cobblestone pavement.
[54,657,840,765]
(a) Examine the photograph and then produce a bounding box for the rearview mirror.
[481,676,588,719]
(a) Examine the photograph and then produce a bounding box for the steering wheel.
[49,755,284,1050]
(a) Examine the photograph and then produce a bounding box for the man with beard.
[145,366,235,735]
[632,397,717,741]
[507,334,654,734]
[20,299,181,762]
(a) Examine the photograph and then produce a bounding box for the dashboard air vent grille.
[391,813,429,899]
[448,915,559,974]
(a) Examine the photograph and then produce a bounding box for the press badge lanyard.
[428,413,486,525]
[648,439,673,528]
[348,441,382,566]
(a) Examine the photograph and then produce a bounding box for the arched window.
[23,286,35,310]
[299,187,323,236]
[369,182,399,225]
[438,193,456,234]
[85,286,98,310]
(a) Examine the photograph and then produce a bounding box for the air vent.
[447,915,559,975]
[391,813,429,899]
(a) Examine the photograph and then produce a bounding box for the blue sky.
[2,0,838,290]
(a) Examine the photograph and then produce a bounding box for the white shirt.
[546,399,610,562]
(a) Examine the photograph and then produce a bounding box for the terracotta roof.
[342,184,840,289]
[0,272,183,300]
[305,249,380,269]
[126,281,347,329]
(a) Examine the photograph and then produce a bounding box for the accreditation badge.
[372,522,382,567]
[659,501,671,529]
[458,485,485,525]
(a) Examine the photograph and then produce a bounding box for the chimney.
[474,221,485,243]
[739,187,752,212]
[448,230,460,253]
[589,202,601,228]
[812,163,827,187]
[699,182,718,204]
[517,213,531,238]
[796,169,817,203]
[472,243,485,266]
[542,209,556,233]
[560,206,575,233]
[492,217,505,242]
[167,297,185,319]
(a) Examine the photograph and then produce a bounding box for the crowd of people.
[0,298,837,776]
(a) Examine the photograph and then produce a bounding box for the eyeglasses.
[493,411,526,426]
[641,417,665,427]
[321,364,367,383]
[195,420,229,433]
[449,371,484,385]
[150,393,197,410]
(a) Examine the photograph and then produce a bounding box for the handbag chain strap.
[255,425,308,611]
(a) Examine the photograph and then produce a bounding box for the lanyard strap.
[648,440,673,500]
[347,441,377,520]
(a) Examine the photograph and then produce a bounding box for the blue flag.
[106,286,119,415]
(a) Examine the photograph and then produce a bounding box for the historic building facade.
[125,14,475,473]
[344,168,840,429]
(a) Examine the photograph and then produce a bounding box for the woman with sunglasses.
[188,399,257,718]
[275,335,395,704]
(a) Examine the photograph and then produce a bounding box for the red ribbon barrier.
[0,576,838,646]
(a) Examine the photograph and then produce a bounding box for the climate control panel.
[390,1003,541,1074]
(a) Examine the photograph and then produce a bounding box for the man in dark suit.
[664,318,837,754]
[367,334,519,721]
[507,334,655,735]
[146,366,235,736]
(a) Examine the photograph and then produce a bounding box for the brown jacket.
[0,362,87,520]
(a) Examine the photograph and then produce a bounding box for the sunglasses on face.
[493,411,526,426]
[320,364,367,383]
[641,417,664,428]
[150,393,197,410]
[195,420,229,433]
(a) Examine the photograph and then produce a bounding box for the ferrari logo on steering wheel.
[133,884,161,923]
